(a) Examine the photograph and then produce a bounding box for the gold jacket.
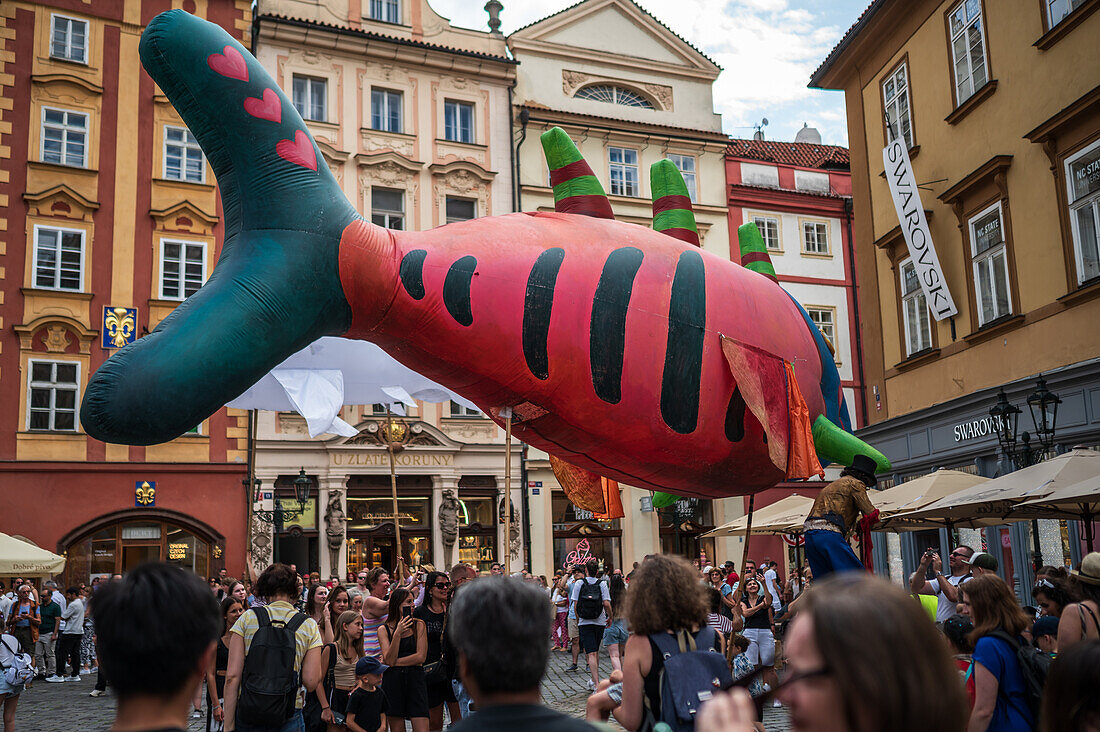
[806,475,877,537]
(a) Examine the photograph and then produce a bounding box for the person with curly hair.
[1031,577,1072,618]
[615,555,721,731]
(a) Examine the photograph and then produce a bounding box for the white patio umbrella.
[1011,474,1100,551]
[702,494,816,537]
[0,533,66,577]
[891,448,1100,529]
[874,469,991,531]
[226,337,478,436]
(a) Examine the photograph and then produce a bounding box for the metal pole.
[504,413,513,575]
[385,407,403,572]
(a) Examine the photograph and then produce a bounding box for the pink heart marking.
[207,45,248,82]
[244,88,281,123]
[276,130,317,171]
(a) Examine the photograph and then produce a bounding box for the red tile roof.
[726,138,850,170]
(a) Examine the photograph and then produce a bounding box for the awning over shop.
[0,532,66,577]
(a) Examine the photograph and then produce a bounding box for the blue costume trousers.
[805,529,865,579]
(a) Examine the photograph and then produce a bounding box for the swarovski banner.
[883,140,958,320]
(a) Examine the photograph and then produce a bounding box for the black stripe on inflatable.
[522,248,565,380]
[399,249,427,300]
[725,387,746,442]
[590,247,644,404]
[661,249,706,434]
[443,255,477,327]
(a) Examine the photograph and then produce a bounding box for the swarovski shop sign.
[884,140,958,320]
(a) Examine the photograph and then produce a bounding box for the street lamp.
[251,468,313,525]
[988,376,1061,571]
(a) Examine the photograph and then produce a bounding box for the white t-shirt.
[929,574,971,623]
[551,589,568,613]
[763,568,782,610]
[569,577,611,626]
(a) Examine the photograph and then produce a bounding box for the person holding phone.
[377,589,428,732]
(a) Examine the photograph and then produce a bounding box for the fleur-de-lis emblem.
[135,481,155,505]
[212,545,223,559]
[104,307,136,348]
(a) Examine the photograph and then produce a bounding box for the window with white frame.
[969,202,1012,325]
[50,14,87,63]
[164,125,205,183]
[444,100,474,144]
[445,197,476,223]
[1046,0,1087,28]
[806,307,836,351]
[802,220,830,254]
[1065,139,1100,284]
[449,400,482,418]
[292,75,326,122]
[752,215,780,250]
[41,108,87,167]
[609,146,639,197]
[160,240,207,300]
[371,188,404,230]
[666,154,697,202]
[34,226,84,291]
[900,258,933,356]
[27,360,79,432]
[575,85,654,109]
[948,0,989,104]
[371,88,403,133]
[368,0,400,23]
[883,62,913,148]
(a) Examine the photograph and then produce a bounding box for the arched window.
[574,84,654,109]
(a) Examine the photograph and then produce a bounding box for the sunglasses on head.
[1036,578,1055,590]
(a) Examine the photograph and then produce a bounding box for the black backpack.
[237,606,308,727]
[644,627,732,731]
[989,630,1051,720]
[576,579,603,620]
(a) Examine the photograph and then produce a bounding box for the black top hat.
[846,454,879,486]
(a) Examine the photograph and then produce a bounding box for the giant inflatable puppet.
[81,11,889,499]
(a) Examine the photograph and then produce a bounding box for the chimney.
[753,130,764,141]
[485,0,503,35]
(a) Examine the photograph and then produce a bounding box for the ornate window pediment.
[24,184,98,222]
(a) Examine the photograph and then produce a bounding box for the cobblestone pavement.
[15,651,791,731]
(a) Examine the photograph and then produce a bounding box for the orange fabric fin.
[784,362,825,480]
[550,454,622,518]
[720,336,789,472]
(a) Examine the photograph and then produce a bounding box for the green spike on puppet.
[540,128,615,219]
[652,492,680,509]
[737,222,778,282]
[812,415,891,473]
[650,159,699,246]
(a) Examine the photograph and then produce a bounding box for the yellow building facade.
[812,0,1100,588]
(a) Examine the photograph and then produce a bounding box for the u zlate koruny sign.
[883,140,958,320]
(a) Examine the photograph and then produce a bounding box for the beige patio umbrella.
[0,532,66,577]
[702,493,816,537]
[1010,473,1100,551]
[874,469,991,531]
[891,448,1100,529]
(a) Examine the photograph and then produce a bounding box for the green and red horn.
[737,222,778,282]
[650,159,699,246]
[541,128,615,219]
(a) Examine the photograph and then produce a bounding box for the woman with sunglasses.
[699,574,967,732]
[414,571,459,731]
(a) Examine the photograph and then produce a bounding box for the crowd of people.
[0,548,1098,732]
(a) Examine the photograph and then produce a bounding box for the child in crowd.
[346,656,388,732]
[730,634,766,731]
[1031,615,1059,657]
[942,614,975,710]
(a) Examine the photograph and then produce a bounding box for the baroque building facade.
[0,0,252,585]
[250,0,521,577]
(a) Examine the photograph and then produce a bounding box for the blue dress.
[972,634,1034,732]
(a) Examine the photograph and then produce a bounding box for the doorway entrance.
[121,544,160,573]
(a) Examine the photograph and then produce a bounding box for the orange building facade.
[0,0,252,584]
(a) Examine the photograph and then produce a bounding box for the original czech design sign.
[884,141,958,320]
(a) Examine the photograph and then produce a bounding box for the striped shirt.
[362,611,387,659]
[230,601,321,708]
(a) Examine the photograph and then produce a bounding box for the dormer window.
[575,84,654,110]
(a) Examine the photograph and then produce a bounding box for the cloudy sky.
[429,0,867,146]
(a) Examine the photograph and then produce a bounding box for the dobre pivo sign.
[883,140,958,320]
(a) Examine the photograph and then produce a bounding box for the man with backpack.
[224,563,323,732]
[569,560,611,692]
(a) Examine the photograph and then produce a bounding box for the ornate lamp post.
[252,468,313,525]
[988,376,1061,571]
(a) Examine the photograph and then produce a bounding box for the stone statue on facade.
[439,488,460,566]
[325,490,346,574]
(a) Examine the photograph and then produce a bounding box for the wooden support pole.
[386,407,403,573]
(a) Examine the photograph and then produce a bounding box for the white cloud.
[429,0,854,145]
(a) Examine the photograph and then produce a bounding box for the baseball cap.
[1032,615,1058,639]
[355,656,388,676]
[965,552,999,571]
